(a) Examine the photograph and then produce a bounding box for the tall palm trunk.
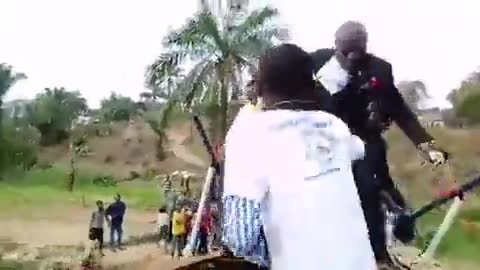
[210,66,229,248]
[67,143,76,192]
[218,69,229,141]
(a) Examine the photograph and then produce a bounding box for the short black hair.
[258,43,315,98]
[159,207,166,213]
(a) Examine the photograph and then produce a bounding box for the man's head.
[114,193,121,202]
[334,21,368,72]
[96,200,104,210]
[256,43,316,107]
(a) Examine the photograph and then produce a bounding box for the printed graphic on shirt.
[272,117,340,180]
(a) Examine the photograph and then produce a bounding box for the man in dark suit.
[310,21,448,269]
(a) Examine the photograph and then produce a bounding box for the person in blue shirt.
[106,193,127,250]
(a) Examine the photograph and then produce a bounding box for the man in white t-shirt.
[222,44,376,270]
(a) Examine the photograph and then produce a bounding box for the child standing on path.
[89,200,108,256]
[171,206,186,258]
[152,207,170,253]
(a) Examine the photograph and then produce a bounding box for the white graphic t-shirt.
[223,109,375,270]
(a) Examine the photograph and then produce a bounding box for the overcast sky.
[1,0,478,108]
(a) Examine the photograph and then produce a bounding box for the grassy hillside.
[385,126,480,265]
[37,117,210,179]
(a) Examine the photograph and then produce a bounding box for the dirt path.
[0,207,153,247]
[0,206,216,269]
[137,253,214,270]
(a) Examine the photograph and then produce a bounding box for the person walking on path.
[89,200,108,256]
[106,193,127,250]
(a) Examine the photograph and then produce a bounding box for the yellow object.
[172,211,186,235]
[242,99,263,113]
[243,103,259,112]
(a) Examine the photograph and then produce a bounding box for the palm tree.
[144,65,184,100]
[0,64,27,128]
[146,6,287,140]
[397,80,430,112]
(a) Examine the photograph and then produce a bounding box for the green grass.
[0,167,162,213]
[415,210,480,265]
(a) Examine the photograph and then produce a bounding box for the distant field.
[0,167,162,214]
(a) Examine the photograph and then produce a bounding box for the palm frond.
[232,7,284,43]
[0,64,27,97]
[145,52,185,90]
[181,60,217,108]
[162,12,223,59]
[232,7,278,37]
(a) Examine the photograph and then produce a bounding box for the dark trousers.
[110,224,123,247]
[373,138,406,208]
[171,234,185,257]
[352,139,389,262]
[196,231,209,255]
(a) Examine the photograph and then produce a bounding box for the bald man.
[310,21,448,269]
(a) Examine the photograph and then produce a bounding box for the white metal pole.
[417,196,464,262]
[183,166,216,256]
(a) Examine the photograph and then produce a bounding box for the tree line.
[1,3,478,177]
[398,70,480,127]
[0,5,286,176]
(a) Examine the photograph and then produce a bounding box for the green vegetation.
[1,4,480,268]
[26,87,88,146]
[415,211,480,265]
[0,167,161,213]
[98,92,141,122]
[145,6,287,141]
[386,127,480,265]
[446,70,480,125]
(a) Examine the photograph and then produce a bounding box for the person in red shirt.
[197,208,213,255]
[184,208,193,247]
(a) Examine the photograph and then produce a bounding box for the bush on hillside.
[92,175,116,187]
[26,87,88,146]
[98,92,139,122]
[456,93,480,125]
[0,123,39,173]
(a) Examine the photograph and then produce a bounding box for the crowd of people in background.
[158,170,218,259]
[155,202,215,259]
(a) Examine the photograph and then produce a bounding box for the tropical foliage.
[145,5,287,141]
[98,92,139,122]
[447,69,480,125]
[26,87,88,145]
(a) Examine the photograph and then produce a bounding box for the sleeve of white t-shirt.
[330,116,365,161]
[348,134,365,161]
[223,115,268,202]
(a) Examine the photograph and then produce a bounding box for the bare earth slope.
[38,119,208,178]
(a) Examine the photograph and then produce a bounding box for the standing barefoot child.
[89,200,108,256]
[152,207,169,253]
[171,206,186,259]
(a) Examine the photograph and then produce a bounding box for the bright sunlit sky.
[1,0,479,108]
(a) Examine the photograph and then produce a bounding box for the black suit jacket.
[310,48,433,146]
